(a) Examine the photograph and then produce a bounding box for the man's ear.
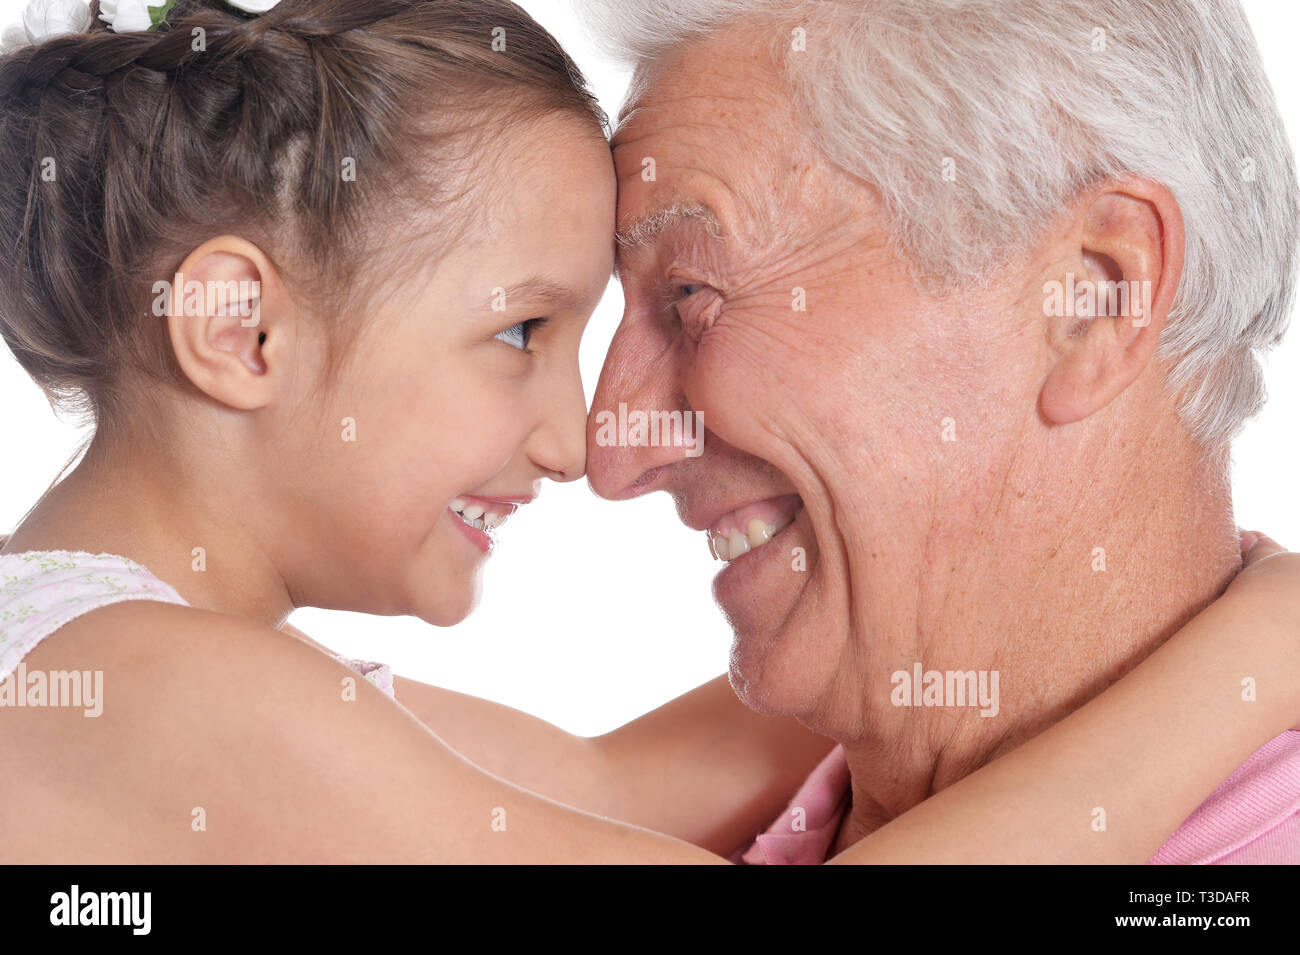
[1038,178,1184,426]
[165,236,286,412]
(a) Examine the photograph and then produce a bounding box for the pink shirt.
[736,732,1300,864]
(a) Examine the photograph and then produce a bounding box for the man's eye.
[493,318,546,351]
[670,283,719,327]
[668,284,702,318]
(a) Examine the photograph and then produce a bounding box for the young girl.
[0,0,1297,863]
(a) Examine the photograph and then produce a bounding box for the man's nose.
[586,312,692,500]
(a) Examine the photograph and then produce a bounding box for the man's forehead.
[611,27,791,145]
[615,61,657,127]
[609,71,783,210]
[611,92,750,156]
[607,30,812,267]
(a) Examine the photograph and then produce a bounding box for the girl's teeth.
[450,499,511,534]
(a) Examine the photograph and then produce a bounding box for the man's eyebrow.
[614,200,725,253]
[477,277,590,314]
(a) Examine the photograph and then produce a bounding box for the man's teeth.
[708,515,794,562]
[449,498,510,532]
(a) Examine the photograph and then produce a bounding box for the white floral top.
[0,550,394,699]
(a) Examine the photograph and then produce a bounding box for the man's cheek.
[685,331,797,449]
[694,294,804,366]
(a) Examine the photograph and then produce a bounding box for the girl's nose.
[529,362,588,483]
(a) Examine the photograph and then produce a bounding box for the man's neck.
[832,438,1240,853]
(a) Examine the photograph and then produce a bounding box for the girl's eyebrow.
[478,277,590,314]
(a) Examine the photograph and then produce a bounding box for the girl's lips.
[447,493,535,535]
[449,505,493,553]
[446,492,535,554]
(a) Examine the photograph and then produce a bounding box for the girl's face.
[276,115,615,625]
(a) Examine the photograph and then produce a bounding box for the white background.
[1,0,1296,736]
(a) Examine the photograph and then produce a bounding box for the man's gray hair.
[579,0,1299,450]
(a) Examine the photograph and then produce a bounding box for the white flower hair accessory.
[225,0,281,12]
[0,0,93,52]
[98,0,284,32]
[0,0,283,53]
[98,0,176,34]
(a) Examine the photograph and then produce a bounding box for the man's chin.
[726,634,785,715]
[713,511,830,715]
[724,613,832,718]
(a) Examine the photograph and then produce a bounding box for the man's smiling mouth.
[706,494,803,561]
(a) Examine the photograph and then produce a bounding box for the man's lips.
[692,494,804,562]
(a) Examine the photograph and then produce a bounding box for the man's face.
[587,27,1045,732]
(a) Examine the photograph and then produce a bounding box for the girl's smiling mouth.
[447,494,535,552]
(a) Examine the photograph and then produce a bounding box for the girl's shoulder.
[13,595,346,687]
[0,594,722,863]
[0,598,399,861]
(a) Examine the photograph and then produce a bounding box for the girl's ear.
[165,236,288,412]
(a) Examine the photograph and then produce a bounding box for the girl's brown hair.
[0,0,606,439]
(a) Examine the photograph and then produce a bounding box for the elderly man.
[582,0,1300,862]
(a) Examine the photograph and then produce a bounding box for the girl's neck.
[6,436,296,629]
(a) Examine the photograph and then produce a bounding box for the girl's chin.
[391,522,493,625]
[414,571,485,627]
[412,598,477,628]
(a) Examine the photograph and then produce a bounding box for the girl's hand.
[1238,529,1289,566]
[1228,529,1297,608]
[1232,530,1300,731]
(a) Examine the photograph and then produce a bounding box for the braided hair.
[0,0,606,436]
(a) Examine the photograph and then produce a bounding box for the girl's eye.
[493,318,546,352]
